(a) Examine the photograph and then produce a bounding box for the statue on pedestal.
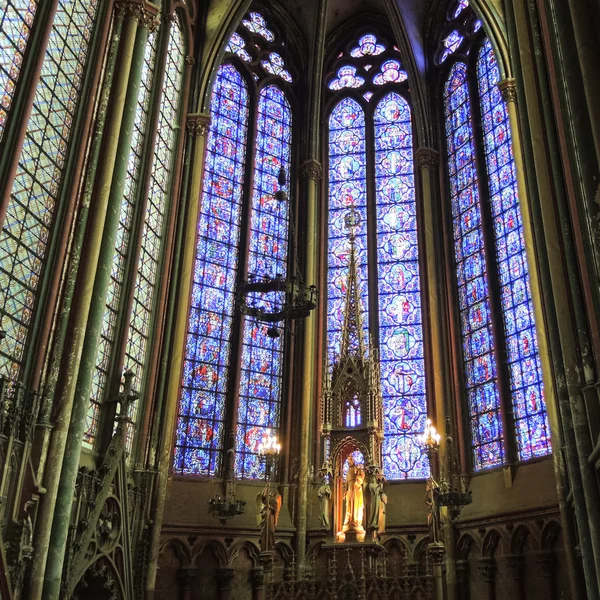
[425,476,443,545]
[256,484,282,552]
[342,457,365,531]
[317,469,332,530]
[366,467,387,539]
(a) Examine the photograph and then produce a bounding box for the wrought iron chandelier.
[237,163,318,337]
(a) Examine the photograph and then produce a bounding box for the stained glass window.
[476,39,550,460]
[226,32,252,62]
[444,62,504,470]
[327,98,369,365]
[0,0,38,142]
[235,86,291,479]
[440,31,464,63]
[328,66,365,91]
[375,93,427,479]
[261,53,292,82]
[350,34,385,58]
[327,36,424,479]
[342,449,364,478]
[242,12,274,42]
[122,21,185,451]
[0,0,98,383]
[84,31,159,448]
[373,60,407,86]
[176,12,294,479]
[174,65,250,476]
[454,0,469,18]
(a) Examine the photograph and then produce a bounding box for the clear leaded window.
[440,6,551,469]
[326,32,428,480]
[174,11,293,478]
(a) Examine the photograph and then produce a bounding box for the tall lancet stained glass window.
[175,12,293,478]
[441,31,550,470]
[326,33,428,479]
[0,0,99,383]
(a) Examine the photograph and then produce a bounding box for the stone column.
[478,557,496,600]
[499,74,594,598]
[29,4,143,598]
[429,543,445,600]
[456,560,469,600]
[216,567,235,600]
[534,550,556,600]
[504,554,525,600]
[145,113,210,599]
[296,0,327,574]
[250,567,265,600]
[178,566,198,600]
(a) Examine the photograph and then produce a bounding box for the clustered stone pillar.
[145,112,210,599]
[504,554,525,600]
[456,560,469,600]
[250,567,265,600]
[178,566,198,600]
[478,557,496,600]
[216,567,235,600]
[535,550,556,600]
[29,2,148,597]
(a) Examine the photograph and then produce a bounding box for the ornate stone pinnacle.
[498,78,518,104]
[299,159,323,183]
[416,147,439,169]
[186,113,210,137]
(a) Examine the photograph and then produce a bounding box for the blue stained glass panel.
[236,86,292,479]
[350,34,385,58]
[476,39,550,460]
[327,98,369,365]
[174,65,250,476]
[84,30,158,449]
[444,62,504,470]
[0,0,98,383]
[242,12,274,42]
[374,93,428,479]
[0,0,37,142]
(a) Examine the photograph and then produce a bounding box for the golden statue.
[342,457,365,533]
[425,475,443,545]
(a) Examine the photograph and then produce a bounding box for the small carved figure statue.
[366,467,381,532]
[256,483,282,552]
[343,456,365,531]
[377,471,388,536]
[317,469,332,530]
[425,475,443,544]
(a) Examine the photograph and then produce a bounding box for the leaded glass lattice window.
[0,0,38,142]
[440,26,551,469]
[175,11,294,478]
[0,0,99,383]
[326,33,428,479]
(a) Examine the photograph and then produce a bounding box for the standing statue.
[342,456,365,531]
[377,471,388,536]
[425,476,443,544]
[317,469,332,530]
[366,468,381,532]
[256,483,282,552]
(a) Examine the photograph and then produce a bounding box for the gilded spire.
[340,209,367,359]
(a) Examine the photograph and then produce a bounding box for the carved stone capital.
[299,159,323,183]
[428,542,445,565]
[504,554,525,580]
[498,78,518,104]
[141,7,160,32]
[186,55,195,66]
[416,147,439,170]
[477,557,496,582]
[115,0,145,22]
[186,113,210,137]
[178,566,197,589]
[216,567,235,590]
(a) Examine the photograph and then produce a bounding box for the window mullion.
[365,108,381,349]
[223,78,259,475]
[467,61,517,466]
